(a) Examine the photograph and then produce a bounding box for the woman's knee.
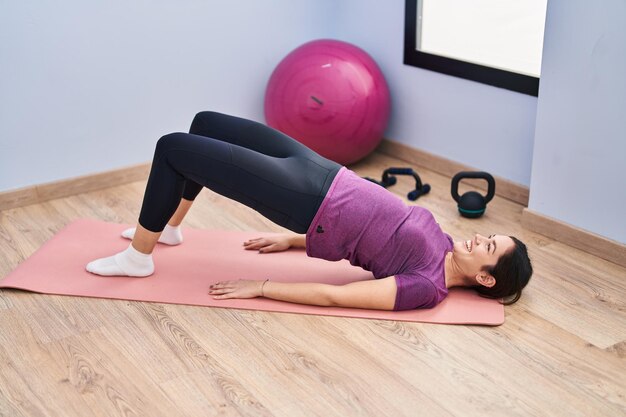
[193,111,219,121]
[190,111,220,134]
[155,132,188,153]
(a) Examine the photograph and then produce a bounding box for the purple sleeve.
[393,274,439,311]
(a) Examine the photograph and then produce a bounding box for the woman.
[86,111,532,310]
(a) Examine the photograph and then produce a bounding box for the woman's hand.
[209,279,265,299]
[243,235,292,253]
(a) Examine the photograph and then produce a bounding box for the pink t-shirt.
[306,167,453,310]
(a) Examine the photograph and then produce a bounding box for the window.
[404,0,548,96]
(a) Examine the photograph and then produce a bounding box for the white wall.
[0,0,333,191]
[1,0,537,194]
[331,0,538,187]
[529,0,626,243]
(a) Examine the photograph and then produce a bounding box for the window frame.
[403,0,540,96]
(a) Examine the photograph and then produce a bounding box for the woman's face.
[453,234,515,283]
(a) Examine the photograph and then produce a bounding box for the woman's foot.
[122,224,183,245]
[86,244,155,277]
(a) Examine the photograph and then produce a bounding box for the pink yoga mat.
[0,219,504,325]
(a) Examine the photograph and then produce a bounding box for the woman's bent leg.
[137,131,340,234]
[87,113,341,277]
[136,135,190,232]
[120,154,204,243]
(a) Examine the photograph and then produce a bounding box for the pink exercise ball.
[264,39,391,165]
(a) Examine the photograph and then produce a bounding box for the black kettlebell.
[364,167,430,201]
[451,171,495,218]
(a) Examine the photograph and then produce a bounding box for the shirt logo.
[316,225,324,233]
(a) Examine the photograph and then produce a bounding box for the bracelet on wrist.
[261,279,269,297]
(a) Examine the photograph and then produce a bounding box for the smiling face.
[452,234,516,287]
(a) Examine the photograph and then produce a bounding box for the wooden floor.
[1,151,624,417]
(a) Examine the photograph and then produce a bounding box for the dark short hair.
[475,236,533,305]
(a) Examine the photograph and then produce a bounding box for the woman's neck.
[444,252,469,289]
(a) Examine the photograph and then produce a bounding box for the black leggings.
[138,111,342,234]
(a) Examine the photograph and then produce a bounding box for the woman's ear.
[475,273,496,288]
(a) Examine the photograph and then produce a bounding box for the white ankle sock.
[121,224,183,245]
[86,244,154,277]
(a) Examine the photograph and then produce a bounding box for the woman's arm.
[243,233,306,252]
[289,234,306,249]
[209,276,397,310]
